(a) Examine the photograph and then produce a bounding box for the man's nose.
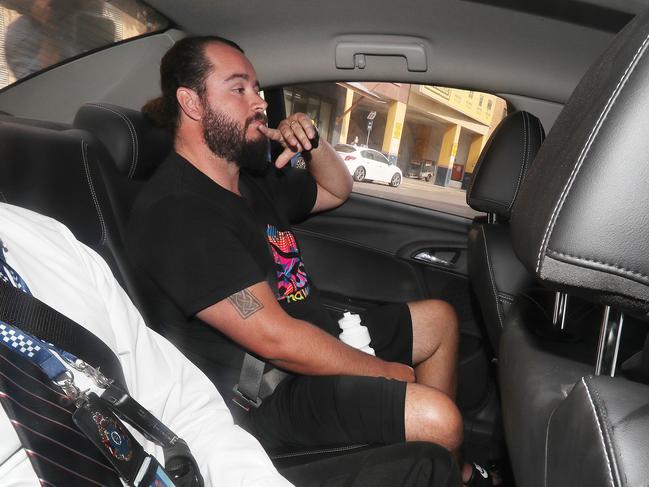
[253,93,268,111]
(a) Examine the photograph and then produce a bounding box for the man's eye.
[233,88,245,94]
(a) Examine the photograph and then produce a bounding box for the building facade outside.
[284,82,507,191]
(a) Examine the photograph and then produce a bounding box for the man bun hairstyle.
[142,35,244,134]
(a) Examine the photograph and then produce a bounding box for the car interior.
[2,0,649,485]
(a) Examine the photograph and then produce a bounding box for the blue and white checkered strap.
[0,320,74,381]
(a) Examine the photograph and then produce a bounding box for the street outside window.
[284,82,508,217]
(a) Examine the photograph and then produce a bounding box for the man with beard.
[129,36,481,485]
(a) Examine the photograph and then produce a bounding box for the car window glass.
[282,82,507,218]
[374,151,390,165]
[334,144,355,153]
[0,0,167,89]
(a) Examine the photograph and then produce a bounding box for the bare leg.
[407,301,476,483]
[404,382,463,449]
[409,299,459,399]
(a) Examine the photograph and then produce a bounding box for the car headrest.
[73,103,172,180]
[466,111,545,220]
[0,123,115,248]
[511,9,649,315]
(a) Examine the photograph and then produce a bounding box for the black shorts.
[247,303,413,449]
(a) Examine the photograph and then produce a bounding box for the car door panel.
[294,192,491,414]
[294,193,483,338]
[376,153,391,182]
[360,151,378,180]
[296,228,425,304]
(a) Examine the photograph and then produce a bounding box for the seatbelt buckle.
[231,384,262,411]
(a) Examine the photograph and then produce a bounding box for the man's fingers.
[274,148,295,169]
[287,119,313,151]
[278,121,301,149]
[278,114,317,151]
[257,125,282,141]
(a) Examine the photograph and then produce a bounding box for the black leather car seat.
[0,121,152,323]
[73,102,173,230]
[71,103,190,337]
[501,6,649,486]
[0,122,134,304]
[466,111,544,356]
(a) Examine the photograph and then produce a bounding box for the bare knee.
[404,383,463,452]
[430,299,459,337]
[411,300,459,356]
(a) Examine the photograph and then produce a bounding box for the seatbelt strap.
[233,353,288,410]
[0,279,203,487]
[0,279,127,388]
[234,353,265,408]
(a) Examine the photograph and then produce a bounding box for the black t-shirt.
[128,152,334,393]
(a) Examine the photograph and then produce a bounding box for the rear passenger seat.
[0,118,161,330]
[71,103,189,339]
[72,103,173,226]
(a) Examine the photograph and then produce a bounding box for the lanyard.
[0,241,178,444]
[0,241,193,487]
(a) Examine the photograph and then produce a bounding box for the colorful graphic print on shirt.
[266,224,310,303]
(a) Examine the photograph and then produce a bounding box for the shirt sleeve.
[128,195,266,316]
[271,166,318,223]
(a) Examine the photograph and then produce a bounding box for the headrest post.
[487,212,498,224]
[552,292,569,330]
[594,306,625,377]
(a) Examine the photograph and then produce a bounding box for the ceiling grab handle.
[335,41,428,72]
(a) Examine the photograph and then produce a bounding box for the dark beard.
[202,104,269,172]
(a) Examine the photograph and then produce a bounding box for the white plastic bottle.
[337,311,375,355]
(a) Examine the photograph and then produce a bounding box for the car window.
[374,151,390,165]
[335,144,355,153]
[0,0,167,89]
[281,82,507,218]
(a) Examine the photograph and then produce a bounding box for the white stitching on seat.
[544,404,559,487]
[87,103,138,179]
[582,377,616,487]
[508,112,529,211]
[480,225,504,328]
[81,140,107,245]
[535,32,649,274]
[547,249,649,282]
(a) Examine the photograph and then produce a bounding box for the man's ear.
[176,87,203,121]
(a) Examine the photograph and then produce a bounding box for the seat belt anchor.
[231,384,262,411]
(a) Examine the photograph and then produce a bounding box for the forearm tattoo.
[228,289,264,319]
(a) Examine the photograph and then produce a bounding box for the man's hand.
[258,112,351,213]
[257,113,317,169]
[386,363,416,383]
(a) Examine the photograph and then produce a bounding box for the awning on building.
[337,82,389,103]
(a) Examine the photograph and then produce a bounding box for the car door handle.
[412,249,460,267]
